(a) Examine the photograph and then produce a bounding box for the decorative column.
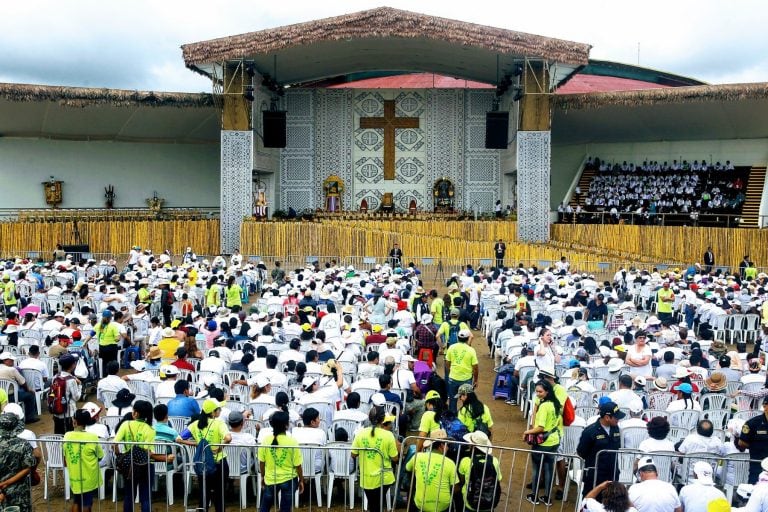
[516,61,552,243]
[220,64,253,254]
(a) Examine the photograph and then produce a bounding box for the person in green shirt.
[429,290,445,326]
[522,380,561,506]
[225,276,243,312]
[404,429,458,512]
[258,411,304,512]
[456,385,494,438]
[205,278,221,310]
[417,390,446,451]
[352,406,400,512]
[95,309,120,369]
[177,398,231,512]
[114,400,173,512]
[64,409,104,512]
[444,329,478,412]
[458,431,503,512]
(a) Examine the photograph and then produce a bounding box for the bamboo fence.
[551,224,768,270]
[0,219,220,258]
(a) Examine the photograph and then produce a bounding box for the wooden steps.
[568,167,596,208]
[740,166,766,228]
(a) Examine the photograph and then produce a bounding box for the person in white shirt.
[41,311,66,332]
[637,416,676,454]
[609,375,644,411]
[199,349,227,374]
[737,458,768,512]
[677,420,726,481]
[357,352,384,380]
[678,461,726,512]
[628,456,682,512]
[17,344,49,389]
[277,338,305,366]
[155,364,179,399]
[96,360,129,404]
[741,359,764,386]
[619,402,647,429]
[332,392,369,426]
[292,407,327,474]
[666,383,702,418]
[227,411,257,474]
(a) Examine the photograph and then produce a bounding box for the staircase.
[740,166,767,228]
[568,167,596,208]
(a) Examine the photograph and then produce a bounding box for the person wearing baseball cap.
[177,397,231,511]
[738,396,768,483]
[95,308,120,369]
[577,401,623,496]
[628,456,681,512]
[445,327,478,412]
[678,460,726,512]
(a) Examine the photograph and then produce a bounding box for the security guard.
[738,396,768,483]
[577,400,624,495]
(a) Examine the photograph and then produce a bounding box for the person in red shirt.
[170,347,195,372]
[365,324,387,346]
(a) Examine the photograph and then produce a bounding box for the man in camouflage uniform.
[0,413,36,512]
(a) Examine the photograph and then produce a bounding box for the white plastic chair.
[621,426,648,449]
[19,368,47,415]
[40,434,70,500]
[326,441,357,509]
[561,425,585,502]
[223,444,258,508]
[151,442,181,505]
[669,409,700,430]
[295,444,324,507]
[723,453,750,502]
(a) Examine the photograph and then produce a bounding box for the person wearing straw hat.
[703,371,727,395]
[458,430,502,512]
[404,429,457,512]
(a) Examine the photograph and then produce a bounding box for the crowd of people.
[0,245,767,511]
[559,156,748,226]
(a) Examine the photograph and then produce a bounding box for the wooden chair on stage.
[408,199,417,215]
[360,198,368,213]
[380,193,394,213]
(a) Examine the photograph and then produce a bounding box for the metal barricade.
[34,437,387,512]
[394,434,585,512]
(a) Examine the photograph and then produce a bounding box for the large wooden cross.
[359,100,419,180]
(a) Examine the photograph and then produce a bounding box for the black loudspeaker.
[262,111,287,148]
[485,111,509,149]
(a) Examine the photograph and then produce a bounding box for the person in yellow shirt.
[205,278,221,311]
[177,398,231,512]
[95,310,121,369]
[225,276,243,312]
[456,385,494,438]
[64,409,104,512]
[258,411,304,512]
[404,429,457,512]
[136,279,152,306]
[445,329,478,411]
[522,380,561,506]
[187,266,198,288]
[458,431,502,512]
[157,327,180,361]
[429,290,444,326]
[2,275,17,315]
[656,281,675,324]
[352,407,400,512]
[417,390,446,451]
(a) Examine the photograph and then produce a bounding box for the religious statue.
[42,176,63,208]
[146,191,164,215]
[323,175,344,212]
[253,178,268,219]
[379,192,395,213]
[104,184,116,209]
[433,177,455,212]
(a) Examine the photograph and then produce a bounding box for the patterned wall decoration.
[425,89,465,211]
[352,90,426,211]
[280,90,315,213]
[314,90,354,209]
[517,131,551,242]
[220,130,253,253]
[464,90,501,214]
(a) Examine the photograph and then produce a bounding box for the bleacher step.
[739,166,767,228]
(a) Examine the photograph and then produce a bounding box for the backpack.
[466,455,502,511]
[47,375,73,415]
[193,425,217,476]
[166,290,175,305]
[562,396,576,426]
[440,414,469,442]
[447,321,461,347]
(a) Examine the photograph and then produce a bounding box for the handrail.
[557,209,745,228]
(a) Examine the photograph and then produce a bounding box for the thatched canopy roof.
[0,83,218,143]
[0,82,214,108]
[553,82,768,145]
[555,82,768,110]
[182,7,590,87]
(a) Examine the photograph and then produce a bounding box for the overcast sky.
[2,0,767,92]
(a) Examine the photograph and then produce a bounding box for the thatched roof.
[555,82,768,110]
[0,83,214,108]
[182,7,591,67]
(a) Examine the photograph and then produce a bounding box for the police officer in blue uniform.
[738,396,768,483]
[577,401,624,495]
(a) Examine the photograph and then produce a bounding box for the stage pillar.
[516,61,552,243]
[220,64,253,254]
